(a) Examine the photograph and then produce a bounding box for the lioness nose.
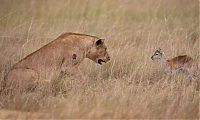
[107,56,111,61]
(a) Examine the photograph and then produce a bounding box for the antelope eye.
[155,53,159,55]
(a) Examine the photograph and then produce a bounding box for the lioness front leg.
[72,67,87,86]
[61,65,87,87]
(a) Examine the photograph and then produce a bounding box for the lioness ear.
[96,39,104,46]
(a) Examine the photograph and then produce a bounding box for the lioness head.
[86,39,110,65]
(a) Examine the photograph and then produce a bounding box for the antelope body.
[151,48,195,80]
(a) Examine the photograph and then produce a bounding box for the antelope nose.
[151,56,153,60]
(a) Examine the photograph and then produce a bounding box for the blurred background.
[0,0,199,119]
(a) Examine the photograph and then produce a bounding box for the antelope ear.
[157,48,162,51]
[157,48,163,55]
[96,39,104,46]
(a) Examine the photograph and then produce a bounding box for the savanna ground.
[0,0,199,119]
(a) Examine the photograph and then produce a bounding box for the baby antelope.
[151,48,195,80]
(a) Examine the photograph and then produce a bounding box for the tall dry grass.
[0,0,199,119]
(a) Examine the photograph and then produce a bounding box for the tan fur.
[167,55,193,71]
[4,32,110,93]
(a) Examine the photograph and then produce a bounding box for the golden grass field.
[0,0,199,119]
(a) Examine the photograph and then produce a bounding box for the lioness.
[3,32,110,93]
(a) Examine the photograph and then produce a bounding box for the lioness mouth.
[98,59,106,65]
